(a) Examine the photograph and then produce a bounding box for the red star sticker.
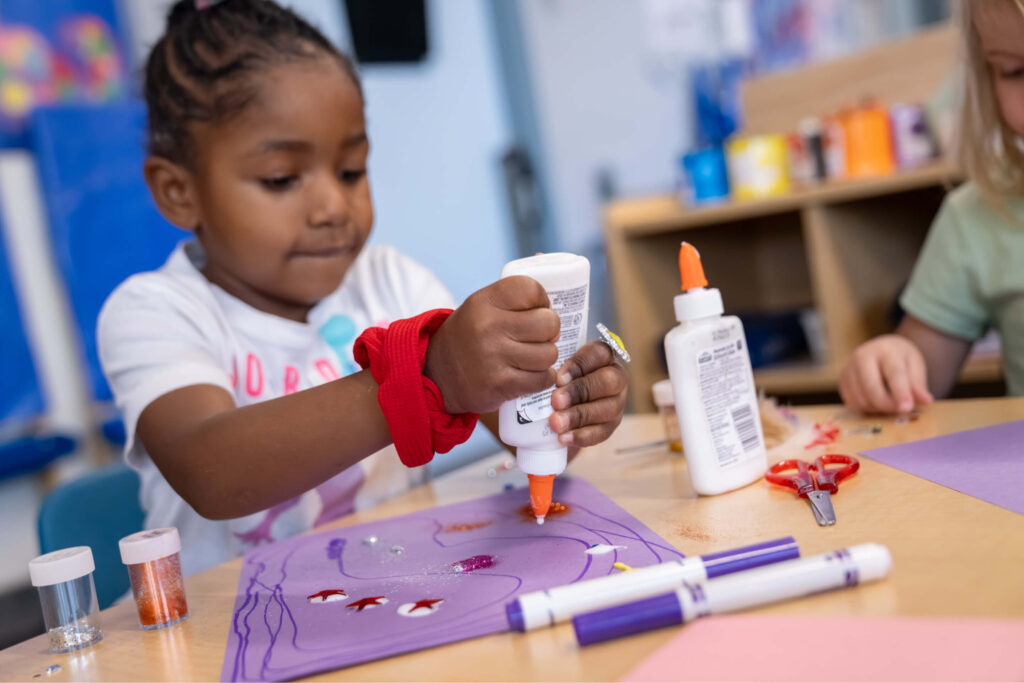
[347,596,387,612]
[307,589,346,601]
[408,598,443,612]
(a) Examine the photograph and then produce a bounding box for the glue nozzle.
[528,474,554,524]
[678,242,708,291]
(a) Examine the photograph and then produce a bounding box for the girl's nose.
[308,173,350,228]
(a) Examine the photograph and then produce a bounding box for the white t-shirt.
[98,241,456,576]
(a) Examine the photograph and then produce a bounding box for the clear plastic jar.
[29,547,103,653]
[120,527,189,630]
[652,379,683,453]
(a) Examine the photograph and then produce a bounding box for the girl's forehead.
[219,59,365,146]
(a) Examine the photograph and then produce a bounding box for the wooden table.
[3,398,1023,681]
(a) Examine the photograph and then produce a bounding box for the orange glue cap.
[527,474,555,525]
[679,242,708,291]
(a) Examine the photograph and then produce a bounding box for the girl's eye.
[338,169,366,184]
[260,176,299,192]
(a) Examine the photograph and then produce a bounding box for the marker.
[572,543,892,646]
[505,537,799,631]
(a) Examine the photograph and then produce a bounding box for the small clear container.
[29,546,103,653]
[652,379,683,453]
[120,527,189,630]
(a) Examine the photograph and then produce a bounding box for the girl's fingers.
[855,354,897,413]
[550,394,626,435]
[880,354,914,414]
[557,419,623,448]
[906,349,934,405]
[556,341,615,386]
[551,364,628,410]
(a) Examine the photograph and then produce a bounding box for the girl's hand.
[425,276,561,415]
[549,340,628,447]
[839,334,934,415]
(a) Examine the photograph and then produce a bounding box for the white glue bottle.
[498,253,590,524]
[664,242,766,495]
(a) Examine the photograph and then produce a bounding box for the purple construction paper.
[861,419,1024,516]
[221,477,683,682]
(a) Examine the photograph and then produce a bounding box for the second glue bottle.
[664,242,766,495]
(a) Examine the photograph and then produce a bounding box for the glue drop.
[664,243,766,495]
[498,253,590,524]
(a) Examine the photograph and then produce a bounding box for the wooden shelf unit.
[605,161,1003,412]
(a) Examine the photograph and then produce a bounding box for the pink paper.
[622,616,1024,682]
[861,419,1024,516]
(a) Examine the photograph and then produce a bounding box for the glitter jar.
[119,527,189,630]
[652,379,683,453]
[29,547,104,653]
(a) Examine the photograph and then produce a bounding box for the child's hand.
[839,334,934,415]
[549,341,628,447]
[425,276,561,415]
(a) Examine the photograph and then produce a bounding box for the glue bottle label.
[696,337,762,466]
[516,284,588,424]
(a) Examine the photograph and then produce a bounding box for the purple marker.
[506,537,798,631]
[573,543,892,646]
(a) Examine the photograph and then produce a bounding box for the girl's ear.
[144,156,201,232]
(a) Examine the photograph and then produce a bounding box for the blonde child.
[840,0,1024,414]
[98,0,627,575]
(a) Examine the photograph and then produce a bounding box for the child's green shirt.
[900,182,1024,396]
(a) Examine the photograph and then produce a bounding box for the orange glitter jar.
[119,528,189,630]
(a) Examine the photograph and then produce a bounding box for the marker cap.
[573,592,682,646]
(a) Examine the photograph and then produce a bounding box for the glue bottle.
[664,242,766,495]
[498,253,590,524]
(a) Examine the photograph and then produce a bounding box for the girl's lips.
[293,245,352,258]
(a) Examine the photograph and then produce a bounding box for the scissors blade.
[807,490,836,526]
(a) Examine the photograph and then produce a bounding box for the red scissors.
[765,454,859,526]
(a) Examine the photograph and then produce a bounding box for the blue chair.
[30,102,183,444]
[0,204,75,480]
[38,463,145,610]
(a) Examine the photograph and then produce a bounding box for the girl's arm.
[137,370,389,520]
[839,314,972,415]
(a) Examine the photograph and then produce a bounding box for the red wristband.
[353,309,479,468]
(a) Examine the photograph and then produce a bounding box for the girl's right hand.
[839,334,934,415]
[424,276,561,415]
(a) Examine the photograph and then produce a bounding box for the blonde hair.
[958,0,1024,203]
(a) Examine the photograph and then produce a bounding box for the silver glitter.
[362,535,379,546]
[486,468,497,478]
[45,665,62,675]
[47,618,102,653]
[389,545,404,555]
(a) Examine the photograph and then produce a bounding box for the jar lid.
[652,379,674,408]
[29,546,95,587]
[119,527,181,565]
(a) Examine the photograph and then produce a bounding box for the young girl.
[840,0,1024,415]
[98,0,628,576]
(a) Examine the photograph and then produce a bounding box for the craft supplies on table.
[573,543,892,646]
[119,527,189,630]
[505,537,798,631]
[765,455,860,526]
[651,379,682,453]
[498,252,590,525]
[862,419,1024,517]
[664,242,766,495]
[28,546,103,654]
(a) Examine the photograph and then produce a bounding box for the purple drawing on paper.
[221,477,684,682]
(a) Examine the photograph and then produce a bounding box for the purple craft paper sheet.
[861,419,1024,516]
[221,477,682,682]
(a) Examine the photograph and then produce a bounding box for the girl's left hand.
[549,340,628,448]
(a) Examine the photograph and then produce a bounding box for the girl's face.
[188,57,371,322]
[977,1,1024,138]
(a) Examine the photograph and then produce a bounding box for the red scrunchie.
[353,309,479,468]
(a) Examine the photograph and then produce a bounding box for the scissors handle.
[813,454,860,493]
[765,459,816,497]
